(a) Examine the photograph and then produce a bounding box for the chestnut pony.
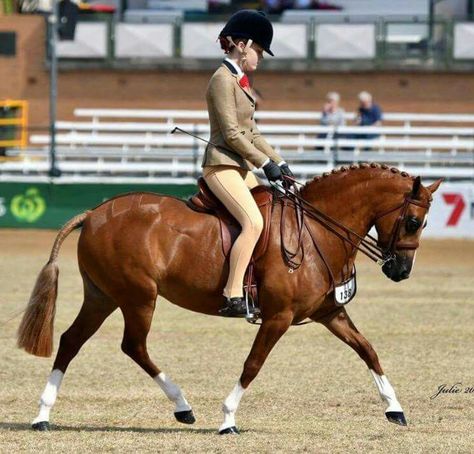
[17,163,442,433]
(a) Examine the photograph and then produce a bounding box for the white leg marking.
[219,381,245,431]
[370,369,403,413]
[32,369,64,424]
[154,372,191,412]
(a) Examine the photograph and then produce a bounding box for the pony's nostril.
[400,270,410,279]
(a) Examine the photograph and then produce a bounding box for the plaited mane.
[301,162,413,196]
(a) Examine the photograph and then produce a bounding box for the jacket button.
[250,128,253,132]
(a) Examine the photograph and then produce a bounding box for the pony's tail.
[17,212,89,357]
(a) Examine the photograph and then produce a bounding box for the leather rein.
[272,177,431,272]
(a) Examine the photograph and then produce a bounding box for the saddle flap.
[187,176,273,260]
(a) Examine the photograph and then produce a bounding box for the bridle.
[372,196,430,259]
[273,177,431,271]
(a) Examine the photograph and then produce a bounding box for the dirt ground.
[0,230,473,453]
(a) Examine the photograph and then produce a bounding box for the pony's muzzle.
[382,254,411,282]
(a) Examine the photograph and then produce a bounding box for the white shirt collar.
[224,57,244,77]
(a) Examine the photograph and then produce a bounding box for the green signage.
[0,182,198,229]
[10,187,47,223]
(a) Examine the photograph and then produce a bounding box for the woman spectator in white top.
[320,91,345,128]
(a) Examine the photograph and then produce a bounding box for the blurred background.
[0,0,473,238]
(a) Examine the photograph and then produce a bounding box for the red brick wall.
[1,15,474,129]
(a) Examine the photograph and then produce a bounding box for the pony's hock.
[17,164,441,432]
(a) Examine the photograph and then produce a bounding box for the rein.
[272,176,431,270]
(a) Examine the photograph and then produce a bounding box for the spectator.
[356,91,382,140]
[320,91,345,128]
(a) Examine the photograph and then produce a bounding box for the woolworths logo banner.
[0,182,198,229]
[10,188,47,223]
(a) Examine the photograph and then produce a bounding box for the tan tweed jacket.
[201,62,283,171]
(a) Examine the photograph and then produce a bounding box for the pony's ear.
[427,178,443,194]
[411,176,422,199]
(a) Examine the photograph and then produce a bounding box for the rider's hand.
[262,159,283,182]
[279,162,294,178]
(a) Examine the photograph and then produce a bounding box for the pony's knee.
[356,337,379,366]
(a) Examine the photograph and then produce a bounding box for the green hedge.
[0,182,197,229]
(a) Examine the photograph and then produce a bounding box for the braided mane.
[301,162,414,194]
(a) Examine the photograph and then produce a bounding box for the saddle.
[186,177,274,305]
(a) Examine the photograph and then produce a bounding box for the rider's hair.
[219,36,249,54]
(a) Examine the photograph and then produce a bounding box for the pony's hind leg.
[317,307,407,426]
[120,300,195,424]
[32,279,117,431]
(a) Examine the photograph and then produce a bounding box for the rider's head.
[218,10,274,73]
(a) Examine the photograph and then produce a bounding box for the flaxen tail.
[17,212,89,357]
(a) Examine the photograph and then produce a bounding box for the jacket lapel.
[221,61,255,104]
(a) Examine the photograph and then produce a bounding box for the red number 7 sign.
[442,193,466,226]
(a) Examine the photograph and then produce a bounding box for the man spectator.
[356,91,382,140]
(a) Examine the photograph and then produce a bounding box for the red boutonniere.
[239,74,250,89]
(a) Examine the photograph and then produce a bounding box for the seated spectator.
[320,91,345,128]
[356,91,382,140]
[317,92,345,150]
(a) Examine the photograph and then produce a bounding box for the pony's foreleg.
[219,314,292,434]
[319,307,407,426]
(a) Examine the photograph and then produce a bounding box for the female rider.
[201,10,294,318]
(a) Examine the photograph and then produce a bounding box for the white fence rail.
[2,109,473,182]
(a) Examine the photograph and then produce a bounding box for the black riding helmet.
[219,9,275,57]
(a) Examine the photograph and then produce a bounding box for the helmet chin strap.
[226,37,253,70]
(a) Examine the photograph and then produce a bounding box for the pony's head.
[374,176,442,282]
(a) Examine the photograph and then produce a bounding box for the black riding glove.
[262,160,283,182]
[280,162,294,178]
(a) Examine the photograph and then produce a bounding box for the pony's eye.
[405,217,421,234]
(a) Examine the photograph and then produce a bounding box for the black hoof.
[219,426,240,435]
[386,411,407,426]
[174,410,196,425]
[32,421,50,431]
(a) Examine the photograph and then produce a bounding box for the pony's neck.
[300,167,409,239]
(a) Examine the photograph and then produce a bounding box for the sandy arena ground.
[0,230,473,453]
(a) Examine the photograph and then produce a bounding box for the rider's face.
[242,43,264,72]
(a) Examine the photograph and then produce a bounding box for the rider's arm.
[209,73,269,168]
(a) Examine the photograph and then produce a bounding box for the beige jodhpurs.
[203,165,266,298]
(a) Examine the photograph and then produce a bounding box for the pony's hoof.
[174,410,196,425]
[386,411,407,426]
[219,426,240,435]
[32,421,50,431]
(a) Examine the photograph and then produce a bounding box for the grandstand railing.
[1,108,472,183]
[52,17,474,71]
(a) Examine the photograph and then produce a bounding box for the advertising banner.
[424,183,474,238]
[0,181,472,237]
[0,182,197,229]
